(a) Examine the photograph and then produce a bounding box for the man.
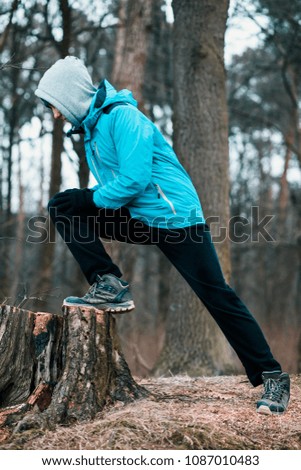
[35,56,290,414]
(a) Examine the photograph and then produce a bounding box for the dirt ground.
[0,374,301,450]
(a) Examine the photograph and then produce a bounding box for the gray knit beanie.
[35,56,96,127]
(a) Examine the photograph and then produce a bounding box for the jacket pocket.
[155,184,177,215]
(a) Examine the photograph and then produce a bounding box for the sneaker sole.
[62,300,135,314]
[256,405,285,415]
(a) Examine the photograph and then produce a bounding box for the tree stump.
[0,305,148,432]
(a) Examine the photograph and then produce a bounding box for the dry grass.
[1,374,301,450]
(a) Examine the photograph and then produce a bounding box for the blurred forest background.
[0,0,300,379]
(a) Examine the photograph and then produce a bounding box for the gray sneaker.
[63,273,135,313]
[256,371,290,415]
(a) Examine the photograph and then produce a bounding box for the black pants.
[49,204,281,386]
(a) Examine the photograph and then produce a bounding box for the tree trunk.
[73,136,90,188]
[33,0,71,301]
[153,0,238,376]
[49,119,64,198]
[111,0,153,112]
[0,305,148,431]
[10,145,25,304]
[297,235,301,373]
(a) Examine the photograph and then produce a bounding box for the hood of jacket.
[81,79,138,136]
[35,56,97,127]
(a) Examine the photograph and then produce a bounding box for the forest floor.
[0,374,301,450]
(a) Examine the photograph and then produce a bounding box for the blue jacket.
[81,80,205,229]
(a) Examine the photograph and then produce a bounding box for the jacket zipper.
[155,184,177,215]
[91,142,103,186]
[94,142,116,180]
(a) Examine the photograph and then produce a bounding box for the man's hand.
[48,188,96,215]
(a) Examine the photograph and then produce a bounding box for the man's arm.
[92,107,154,209]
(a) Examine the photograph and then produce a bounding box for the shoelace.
[85,279,120,297]
[262,378,285,402]
[86,282,100,297]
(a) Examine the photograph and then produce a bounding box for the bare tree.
[154,0,237,376]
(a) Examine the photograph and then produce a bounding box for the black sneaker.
[256,371,290,415]
[63,274,135,313]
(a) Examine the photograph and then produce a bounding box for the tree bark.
[35,0,71,297]
[0,0,19,54]
[111,0,153,112]
[153,0,238,376]
[0,305,148,431]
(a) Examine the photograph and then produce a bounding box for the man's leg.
[48,197,154,312]
[48,202,130,284]
[158,224,290,414]
[157,224,281,387]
